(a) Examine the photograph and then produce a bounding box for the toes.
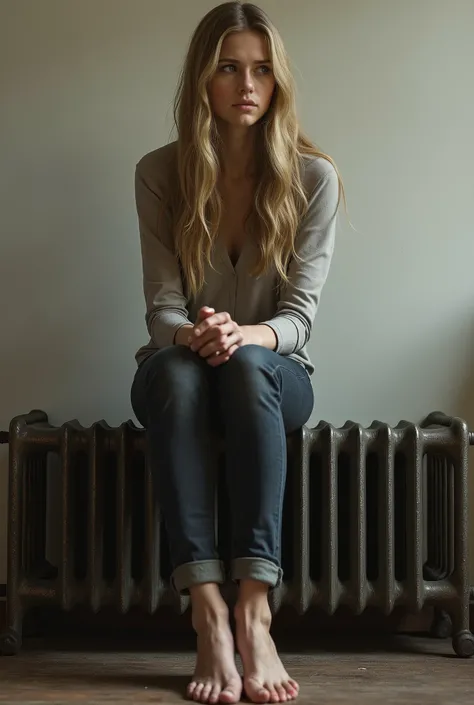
[288,679,299,693]
[275,684,288,702]
[209,684,221,704]
[220,683,241,704]
[201,683,213,702]
[256,687,271,703]
[245,679,271,704]
[283,681,297,700]
[188,681,198,699]
[268,687,280,703]
[257,688,271,704]
[193,683,205,702]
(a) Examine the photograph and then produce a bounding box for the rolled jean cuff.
[171,559,226,595]
[231,557,283,589]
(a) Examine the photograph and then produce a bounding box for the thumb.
[197,306,215,321]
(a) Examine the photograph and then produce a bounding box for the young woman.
[131,2,342,703]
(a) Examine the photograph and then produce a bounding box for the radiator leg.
[452,630,474,658]
[0,608,23,656]
[450,603,474,658]
[430,608,452,639]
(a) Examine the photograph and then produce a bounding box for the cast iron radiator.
[1,409,473,657]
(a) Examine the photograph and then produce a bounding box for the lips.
[234,101,257,107]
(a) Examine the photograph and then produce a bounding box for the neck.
[218,124,258,180]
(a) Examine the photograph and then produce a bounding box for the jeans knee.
[131,346,208,424]
[218,345,275,400]
[226,345,269,374]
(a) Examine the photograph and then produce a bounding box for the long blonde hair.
[172,1,344,298]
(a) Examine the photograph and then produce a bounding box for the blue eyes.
[219,64,271,75]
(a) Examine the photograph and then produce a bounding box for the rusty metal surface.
[1,409,473,657]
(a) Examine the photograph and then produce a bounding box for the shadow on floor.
[0,667,190,698]
[12,630,454,658]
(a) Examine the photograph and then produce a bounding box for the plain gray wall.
[1,0,474,584]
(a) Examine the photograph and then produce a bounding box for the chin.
[227,113,260,127]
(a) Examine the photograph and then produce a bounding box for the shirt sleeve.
[135,158,193,348]
[261,159,339,356]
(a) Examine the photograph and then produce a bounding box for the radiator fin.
[88,422,105,611]
[116,423,132,613]
[3,409,470,645]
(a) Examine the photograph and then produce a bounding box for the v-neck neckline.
[218,235,249,274]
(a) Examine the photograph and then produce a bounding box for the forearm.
[241,324,277,351]
[175,321,278,352]
[259,164,339,356]
[136,159,194,351]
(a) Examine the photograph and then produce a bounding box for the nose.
[240,68,254,94]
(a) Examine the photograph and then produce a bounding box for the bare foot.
[187,615,242,704]
[235,605,299,703]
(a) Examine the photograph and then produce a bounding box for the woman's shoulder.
[300,153,338,193]
[135,141,178,194]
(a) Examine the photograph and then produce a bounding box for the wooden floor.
[0,634,472,704]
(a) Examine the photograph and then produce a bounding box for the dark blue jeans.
[131,344,314,594]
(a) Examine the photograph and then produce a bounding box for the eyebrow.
[218,58,271,64]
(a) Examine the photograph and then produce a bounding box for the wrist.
[240,325,258,346]
[174,324,194,347]
[240,324,277,350]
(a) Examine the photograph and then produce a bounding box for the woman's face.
[208,31,276,128]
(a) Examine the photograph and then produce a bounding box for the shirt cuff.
[171,321,194,345]
[261,316,299,356]
[151,314,193,349]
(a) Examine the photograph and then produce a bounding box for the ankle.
[235,603,272,630]
[190,583,229,631]
[235,580,272,628]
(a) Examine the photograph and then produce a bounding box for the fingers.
[190,322,238,354]
[196,306,215,323]
[197,330,243,358]
[188,307,216,347]
[206,344,240,367]
[188,311,240,363]
[194,311,231,337]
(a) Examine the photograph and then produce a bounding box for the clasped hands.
[188,306,247,367]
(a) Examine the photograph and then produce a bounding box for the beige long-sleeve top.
[134,141,339,376]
